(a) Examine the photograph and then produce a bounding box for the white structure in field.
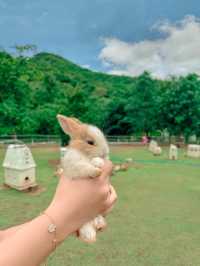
[149,140,162,155]
[187,145,200,158]
[153,146,162,156]
[149,140,158,152]
[169,144,178,160]
[3,144,37,190]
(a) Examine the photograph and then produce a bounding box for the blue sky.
[1,0,200,77]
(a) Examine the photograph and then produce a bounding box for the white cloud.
[81,64,91,69]
[99,16,200,79]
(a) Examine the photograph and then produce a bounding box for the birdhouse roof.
[3,144,36,170]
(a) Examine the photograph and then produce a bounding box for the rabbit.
[153,146,162,156]
[57,114,110,243]
[169,144,178,160]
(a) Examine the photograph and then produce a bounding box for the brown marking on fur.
[58,115,108,159]
[85,130,98,143]
[69,139,98,159]
[68,123,100,158]
[57,115,84,138]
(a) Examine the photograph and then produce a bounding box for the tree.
[159,74,200,140]
[0,52,31,134]
[124,72,159,135]
[1,49,200,138]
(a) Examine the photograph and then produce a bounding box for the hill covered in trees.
[0,50,200,140]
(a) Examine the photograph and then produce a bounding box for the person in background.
[141,135,148,145]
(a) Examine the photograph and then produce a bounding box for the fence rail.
[0,134,199,146]
[0,135,61,145]
[107,135,199,144]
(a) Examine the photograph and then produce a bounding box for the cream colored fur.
[57,114,109,243]
[61,148,102,179]
[61,149,107,243]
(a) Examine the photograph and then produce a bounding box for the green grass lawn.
[0,145,200,266]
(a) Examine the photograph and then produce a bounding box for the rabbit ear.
[70,117,82,124]
[57,114,83,137]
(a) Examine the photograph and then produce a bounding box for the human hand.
[46,160,117,241]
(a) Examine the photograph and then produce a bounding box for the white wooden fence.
[0,134,199,146]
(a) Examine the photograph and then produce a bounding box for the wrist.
[45,202,74,242]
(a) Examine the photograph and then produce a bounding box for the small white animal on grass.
[153,146,162,156]
[57,114,110,243]
[149,140,158,152]
[125,158,133,163]
[169,144,178,160]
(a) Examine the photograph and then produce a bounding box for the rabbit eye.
[87,140,95,145]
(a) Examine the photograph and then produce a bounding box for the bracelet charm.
[48,223,56,233]
[40,212,57,251]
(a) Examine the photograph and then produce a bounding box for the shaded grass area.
[0,145,200,266]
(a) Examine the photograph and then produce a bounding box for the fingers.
[107,185,117,206]
[101,185,117,215]
[98,160,113,182]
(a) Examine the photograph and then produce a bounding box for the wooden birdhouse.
[3,144,37,191]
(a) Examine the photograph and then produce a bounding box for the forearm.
[0,161,115,266]
[0,212,69,266]
[1,222,29,241]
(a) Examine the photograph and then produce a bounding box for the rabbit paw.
[79,223,97,243]
[90,167,102,178]
[93,215,107,231]
[91,157,104,168]
[55,167,64,177]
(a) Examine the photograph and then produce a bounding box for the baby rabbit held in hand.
[57,114,110,243]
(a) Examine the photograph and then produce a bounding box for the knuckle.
[114,193,118,201]
[112,193,118,204]
[101,202,109,213]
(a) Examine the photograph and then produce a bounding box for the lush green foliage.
[0,50,200,138]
